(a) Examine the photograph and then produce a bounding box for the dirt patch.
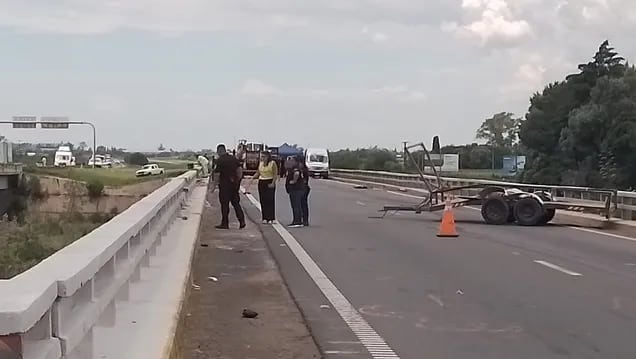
[176,195,321,359]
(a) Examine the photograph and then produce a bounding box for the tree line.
[331,40,636,189]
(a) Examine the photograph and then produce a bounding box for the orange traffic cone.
[437,198,458,238]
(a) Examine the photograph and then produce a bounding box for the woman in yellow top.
[248,151,278,224]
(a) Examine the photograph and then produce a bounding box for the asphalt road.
[257,179,636,359]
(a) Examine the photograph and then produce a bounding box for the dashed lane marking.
[242,188,400,359]
[534,260,583,276]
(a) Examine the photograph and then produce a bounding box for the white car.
[135,164,164,177]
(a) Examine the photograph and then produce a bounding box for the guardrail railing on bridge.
[330,169,636,221]
[0,170,199,359]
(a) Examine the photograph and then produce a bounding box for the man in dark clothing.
[213,144,246,229]
[285,156,303,228]
[299,156,310,227]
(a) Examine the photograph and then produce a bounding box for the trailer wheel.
[536,193,556,225]
[481,195,510,225]
[540,209,556,224]
[514,198,544,226]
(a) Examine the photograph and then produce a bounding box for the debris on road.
[207,276,219,282]
[181,215,188,220]
[216,245,234,251]
[353,185,368,189]
[200,243,209,247]
[456,289,464,295]
[242,309,259,319]
[192,283,201,290]
[320,305,331,310]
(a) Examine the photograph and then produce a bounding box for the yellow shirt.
[258,161,277,180]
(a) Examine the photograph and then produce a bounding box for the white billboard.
[441,154,459,172]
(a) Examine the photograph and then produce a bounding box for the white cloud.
[446,0,532,48]
[370,86,427,102]
[372,32,389,42]
[239,80,282,96]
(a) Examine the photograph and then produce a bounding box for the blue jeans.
[288,189,303,225]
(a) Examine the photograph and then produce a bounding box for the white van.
[54,146,76,167]
[304,148,330,179]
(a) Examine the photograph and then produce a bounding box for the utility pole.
[402,141,408,168]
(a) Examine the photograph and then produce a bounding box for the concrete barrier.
[0,170,202,359]
[331,169,636,220]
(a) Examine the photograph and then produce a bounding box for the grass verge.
[0,212,113,279]
[24,167,186,187]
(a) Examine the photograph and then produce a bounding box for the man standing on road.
[212,144,246,229]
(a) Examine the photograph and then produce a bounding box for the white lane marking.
[533,260,583,276]
[427,294,445,307]
[568,226,636,242]
[356,201,367,206]
[625,263,636,266]
[242,189,400,359]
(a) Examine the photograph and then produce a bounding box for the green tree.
[520,40,636,188]
[125,152,149,166]
[476,112,521,149]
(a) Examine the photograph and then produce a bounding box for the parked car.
[135,164,164,177]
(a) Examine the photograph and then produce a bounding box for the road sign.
[12,116,37,129]
[40,116,69,129]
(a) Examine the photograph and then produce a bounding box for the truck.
[135,163,164,177]
[54,146,76,167]
[379,139,615,226]
[236,139,265,177]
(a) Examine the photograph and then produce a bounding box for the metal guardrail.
[331,169,636,221]
[0,170,199,359]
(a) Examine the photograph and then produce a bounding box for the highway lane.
[264,179,636,358]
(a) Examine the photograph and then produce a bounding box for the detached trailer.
[380,140,615,226]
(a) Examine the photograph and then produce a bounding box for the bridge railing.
[0,170,199,359]
[330,169,636,220]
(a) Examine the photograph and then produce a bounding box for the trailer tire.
[481,195,510,225]
[514,198,544,226]
[535,192,556,225]
[540,209,556,224]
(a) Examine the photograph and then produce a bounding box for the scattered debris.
[242,309,258,319]
[398,188,408,192]
[181,216,188,220]
[234,249,245,253]
[320,305,331,310]
[216,245,234,251]
[279,243,287,247]
[456,289,464,295]
[132,321,137,324]
[207,276,219,282]
[200,243,209,247]
[353,185,368,189]
[192,283,201,290]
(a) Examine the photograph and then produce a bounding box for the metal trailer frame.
[379,142,616,226]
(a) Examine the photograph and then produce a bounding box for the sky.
[0,0,635,152]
